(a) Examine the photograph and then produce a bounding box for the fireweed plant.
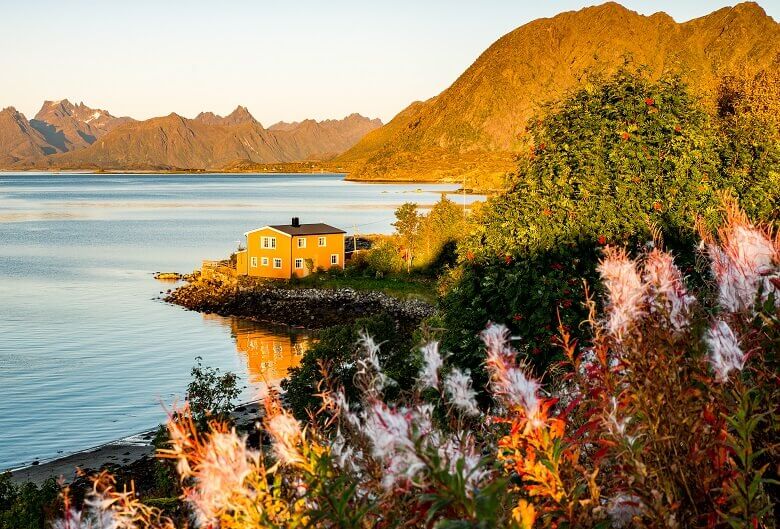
[55,202,778,528]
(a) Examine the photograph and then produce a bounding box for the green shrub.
[365,239,405,276]
[281,314,418,421]
[0,473,60,529]
[186,356,241,428]
[440,241,599,388]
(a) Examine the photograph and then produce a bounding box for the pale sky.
[1,1,778,125]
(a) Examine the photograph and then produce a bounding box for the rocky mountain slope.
[268,114,383,160]
[30,100,134,153]
[338,1,780,187]
[0,107,54,166]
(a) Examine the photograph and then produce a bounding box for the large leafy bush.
[442,70,770,380]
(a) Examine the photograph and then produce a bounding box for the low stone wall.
[201,260,237,282]
[165,278,434,329]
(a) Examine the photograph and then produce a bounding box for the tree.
[419,195,465,269]
[365,239,404,275]
[392,202,420,272]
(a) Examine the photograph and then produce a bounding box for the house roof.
[245,223,346,237]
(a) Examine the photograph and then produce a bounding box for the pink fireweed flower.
[437,435,489,492]
[704,319,745,382]
[419,341,444,388]
[323,388,361,430]
[708,223,779,313]
[482,323,541,419]
[186,429,258,525]
[607,493,644,528]
[444,368,480,416]
[363,402,425,488]
[598,247,646,339]
[363,402,416,459]
[480,323,514,359]
[356,330,395,397]
[266,411,304,466]
[643,249,695,332]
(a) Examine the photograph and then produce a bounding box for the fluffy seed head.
[419,341,444,388]
[704,319,745,382]
[607,494,644,528]
[598,247,646,339]
[706,209,779,313]
[643,249,696,332]
[266,411,304,466]
[444,368,480,416]
[482,323,541,419]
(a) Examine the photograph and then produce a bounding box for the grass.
[288,271,437,302]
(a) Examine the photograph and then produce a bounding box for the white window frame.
[273,258,282,269]
[330,254,339,266]
[297,237,306,248]
[261,257,269,266]
[250,256,258,268]
[294,258,304,269]
[318,236,326,247]
[261,236,277,249]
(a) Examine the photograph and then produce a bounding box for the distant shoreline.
[0,169,487,194]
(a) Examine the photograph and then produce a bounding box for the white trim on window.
[261,257,269,266]
[318,236,326,247]
[294,258,304,269]
[250,256,258,268]
[297,237,306,248]
[273,258,282,269]
[330,254,339,265]
[261,236,277,249]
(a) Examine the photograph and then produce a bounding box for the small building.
[234,217,346,279]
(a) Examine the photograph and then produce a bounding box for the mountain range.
[337,1,780,188]
[0,101,381,170]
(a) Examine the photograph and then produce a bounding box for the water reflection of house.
[229,318,312,384]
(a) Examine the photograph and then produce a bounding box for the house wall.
[245,228,293,279]
[241,229,345,279]
[236,250,248,276]
[289,233,345,278]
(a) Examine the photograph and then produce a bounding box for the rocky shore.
[165,278,435,329]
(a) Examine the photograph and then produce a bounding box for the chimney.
[291,217,300,227]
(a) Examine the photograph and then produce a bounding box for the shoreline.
[165,278,435,330]
[6,401,264,485]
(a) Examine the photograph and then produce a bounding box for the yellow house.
[235,217,346,279]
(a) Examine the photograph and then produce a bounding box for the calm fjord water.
[0,173,479,470]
